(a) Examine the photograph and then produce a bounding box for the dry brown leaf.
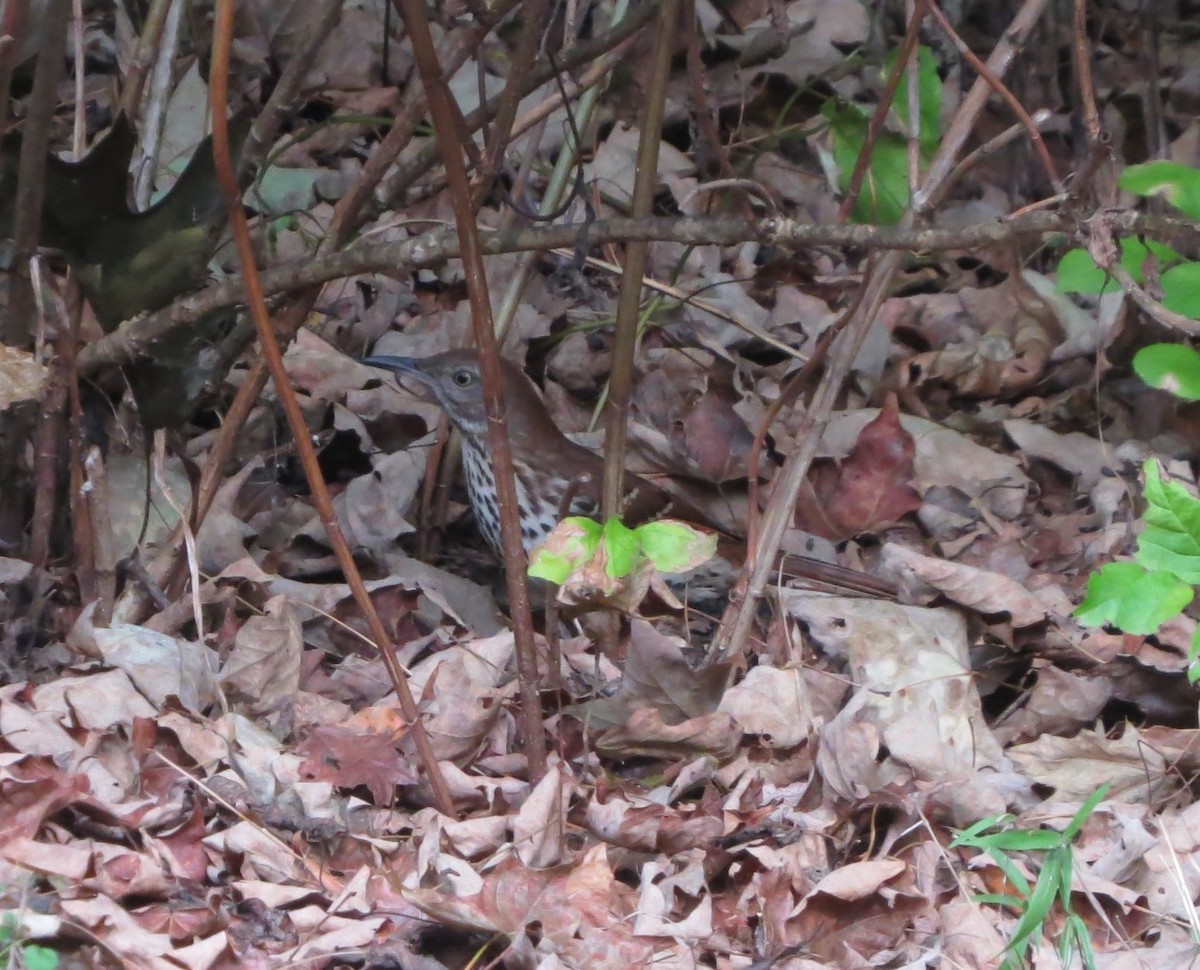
[718,665,813,748]
[219,595,302,717]
[880,542,1048,626]
[0,343,46,408]
[801,393,921,540]
[295,724,416,805]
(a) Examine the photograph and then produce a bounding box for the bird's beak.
[360,355,434,389]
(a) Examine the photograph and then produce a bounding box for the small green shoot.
[528,517,717,585]
[1067,157,1200,680]
[951,784,1109,970]
[1056,159,1193,300]
[527,516,718,611]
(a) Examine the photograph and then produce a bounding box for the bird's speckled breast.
[460,442,590,553]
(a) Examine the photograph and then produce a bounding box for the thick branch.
[78,209,1109,374]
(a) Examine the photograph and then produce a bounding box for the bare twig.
[682,0,740,196]
[924,0,1063,195]
[131,0,183,208]
[28,265,69,569]
[380,2,658,211]
[837,0,926,223]
[598,0,680,661]
[331,3,512,244]
[601,0,680,519]
[397,0,548,783]
[85,446,117,626]
[1063,0,1114,208]
[472,0,551,207]
[237,0,344,182]
[119,0,173,119]
[83,206,1184,377]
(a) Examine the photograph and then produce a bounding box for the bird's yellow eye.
[453,370,474,387]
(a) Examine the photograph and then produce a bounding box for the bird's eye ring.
[453,370,474,387]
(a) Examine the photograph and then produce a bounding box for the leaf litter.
[2,1,1200,968]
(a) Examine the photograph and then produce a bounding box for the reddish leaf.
[296,725,416,805]
[800,394,921,540]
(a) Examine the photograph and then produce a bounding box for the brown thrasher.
[361,349,892,600]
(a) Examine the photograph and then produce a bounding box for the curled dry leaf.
[219,595,302,717]
[67,606,217,711]
[1007,725,1180,804]
[886,271,1063,398]
[718,665,813,748]
[818,409,1031,522]
[787,595,1010,820]
[512,764,570,869]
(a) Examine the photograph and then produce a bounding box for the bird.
[360,349,893,603]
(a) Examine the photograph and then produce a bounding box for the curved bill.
[360,355,435,388]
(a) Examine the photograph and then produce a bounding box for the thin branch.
[210,0,455,815]
[397,0,548,784]
[837,0,925,223]
[80,206,1149,375]
[4,0,71,345]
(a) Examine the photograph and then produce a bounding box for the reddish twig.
[4,0,70,346]
[397,0,548,783]
[28,271,69,571]
[471,0,551,208]
[210,0,454,814]
[923,0,1063,197]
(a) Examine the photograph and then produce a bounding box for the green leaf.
[1133,343,1200,400]
[21,945,60,970]
[601,517,639,578]
[951,814,1014,845]
[526,517,600,584]
[527,551,571,584]
[635,520,718,573]
[981,848,1032,899]
[1056,248,1113,295]
[1056,239,1180,295]
[1059,914,1098,970]
[566,516,602,543]
[1190,628,1200,685]
[891,46,942,157]
[823,101,909,225]
[1073,561,1192,633]
[1006,845,1065,951]
[1160,262,1200,318]
[1139,461,1200,584]
[1062,783,1110,841]
[1120,160,1200,220]
[969,829,1064,852]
